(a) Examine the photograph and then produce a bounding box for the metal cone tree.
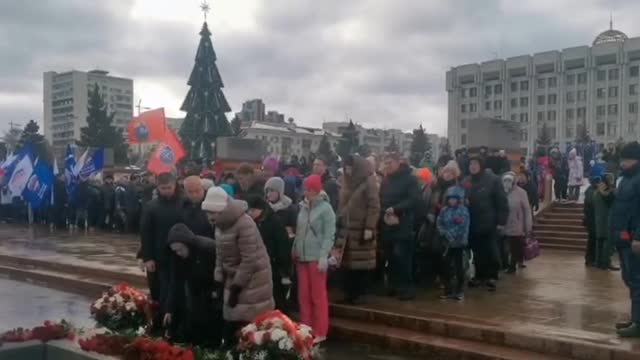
[179,21,232,161]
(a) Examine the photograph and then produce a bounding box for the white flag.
[8,154,33,196]
[73,150,89,176]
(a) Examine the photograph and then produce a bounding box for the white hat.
[201,186,229,212]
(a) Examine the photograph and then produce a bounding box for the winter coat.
[293,192,336,262]
[419,179,458,250]
[583,185,596,232]
[321,171,339,212]
[464,170,509,234]
[503,186,532,237]
[487,156,511,176]
[213,199,274,322]
[140,194,187,265]
[519,177,538,210]
[255,208,292,279]
[53,178,67,207]
[182,199,215,238]
[610,164,640,248]
[338,156,381,270]
[436,187,469,248]
[593,189,614,239]
[269,188,298,234]
[102,184,116,211]
[166,224,221,346]
[234,178,266,202]
[124,183,141,212]
[379,164,421,238]
[568,150,584,186]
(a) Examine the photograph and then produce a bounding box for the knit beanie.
[201,186,229,212]
[304,174,323,193]
[265,177,285,196]
[415,168,433,184]
[440,160,461,179]
[219,184,235,198]
[620,141,640,160]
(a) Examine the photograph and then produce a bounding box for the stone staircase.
[535,202,587,251]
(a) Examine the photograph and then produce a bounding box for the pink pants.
[296,261,329,337]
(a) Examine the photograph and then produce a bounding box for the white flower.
[297,325,313,339]
[225,351,234,360]
[254,350,268,360]
[253,331,265,345]
[278,337,293,350]
[124,301,136,311]
[241,324,258,336]
[136,326,146,336]
[113,294,124,304]
[93,299,104,308]
[269,328,287,342]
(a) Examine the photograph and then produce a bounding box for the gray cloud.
[2,0,640,137]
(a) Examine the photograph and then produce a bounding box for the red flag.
[147,128,187,175]
[127,108,167,144]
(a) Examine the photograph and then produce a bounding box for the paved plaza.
[0,224,638,355]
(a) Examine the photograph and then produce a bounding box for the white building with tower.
[43,69,133,148]
[447,23,640,155]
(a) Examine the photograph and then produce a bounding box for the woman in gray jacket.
[502,172,533,273]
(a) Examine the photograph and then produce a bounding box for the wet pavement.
[0,224,638,353]
[0,278,418,359]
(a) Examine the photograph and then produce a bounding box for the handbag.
[383,212,400,226]
[524,233,540,261]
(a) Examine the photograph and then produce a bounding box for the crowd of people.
[2,140,640,343]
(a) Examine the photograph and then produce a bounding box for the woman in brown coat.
[338,155,381,304]
[201,187,275,346]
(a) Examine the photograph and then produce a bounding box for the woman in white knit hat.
[201,187,274,346]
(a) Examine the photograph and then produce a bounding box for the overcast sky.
[1,0,639,136]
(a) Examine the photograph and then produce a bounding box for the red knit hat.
[304,174,323,193]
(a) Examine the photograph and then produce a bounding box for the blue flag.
[2,145,33,187]
[23,158,54,209]
[65,145,77,198]
[79,147,104,180]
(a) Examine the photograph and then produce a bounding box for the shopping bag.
[524,233,540,261]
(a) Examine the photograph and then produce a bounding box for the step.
[331,318,573,360]
[0,265,111,299]
[534,224,587,232]
[0,254,146,288]
[542,213,583,220]
[539,243,585,251]
[552,203,584,209]
[535,230,587,240]
[536,237,588,247]
[537,218,584,226]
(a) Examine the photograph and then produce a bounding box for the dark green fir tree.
[77,84,128,164]
[17,120,53,164]
[317,134,333,162]
[409,124,430,167]
[336,120,359,159]
[179,20,232,161]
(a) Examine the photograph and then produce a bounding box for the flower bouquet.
[0,320,74,343]
[90,283,151,333]
[122,337,194,360]
[78,333,132,356]
[233,310,316,360]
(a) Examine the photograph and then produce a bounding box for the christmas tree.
[336,120,359,159]
[78,84,128,164]
[410,124,430,167]
[18,120,53,164]
[179,17,232,161]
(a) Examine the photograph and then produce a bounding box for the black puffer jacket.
[182,199,215,239]
[255,208,291,280]
[380,164,421,236]
[140,194,186,265]
[464,170,509,234]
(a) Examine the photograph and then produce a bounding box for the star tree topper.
[200,0,210,22]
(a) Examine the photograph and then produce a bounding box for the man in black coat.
[234,163,266,201]
[312,156,339,212]
[140,172,186,332]
[102,175,116,230]
[464,156,509,291]
[247,195,292,312]
[379,154,421,300]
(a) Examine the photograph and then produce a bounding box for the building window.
[521,80,529,91]
[511,114,517,121]
[520,113,528,123]
[470,103,477,112]
[550,127,557,140]
[461,88,467,98]
[565,125,574,138]
[461,119,467,129]
[566,109,575,119]
[537,78,546,89]
[520,129,528,141]
[597,88,606,99]
[511,82,518,92]
[596,123,605,136]
[485,85,492,96]
[494,84,503,94]
[548,94,557,105]
[485,101,492,111]
[566,74,576,85]
[578,73,587,84]
[630,102,638,114]
[630,120,637,135]
[577,107,586,119]
[461,104,466,113]
[511,98,518,108]
[494,100,502,110]
[461,133,467,145]
[631,66,639,78]
[470,87,477,97]
[609,86,618,98]
[608,104,618,115]
[566,91,575,103]
[520,97,528,107]
[537,111,545,123]
[577,90,587,101]
[597,70,606,81]
[609,68,619,81]
[537,95,545,105]
[597,105,606,117]
[548,110,556,121]
[630,84,638,95]
[548,77,557,88]
[608,122,617,136]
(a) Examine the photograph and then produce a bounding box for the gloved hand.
[364,229,374,241]
[281,277,292,286]
[318,257,329,273]
[228,285,242,308]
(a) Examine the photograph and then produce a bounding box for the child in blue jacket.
[437,186,470,300]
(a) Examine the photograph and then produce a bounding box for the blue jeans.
[618,246,640,323]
